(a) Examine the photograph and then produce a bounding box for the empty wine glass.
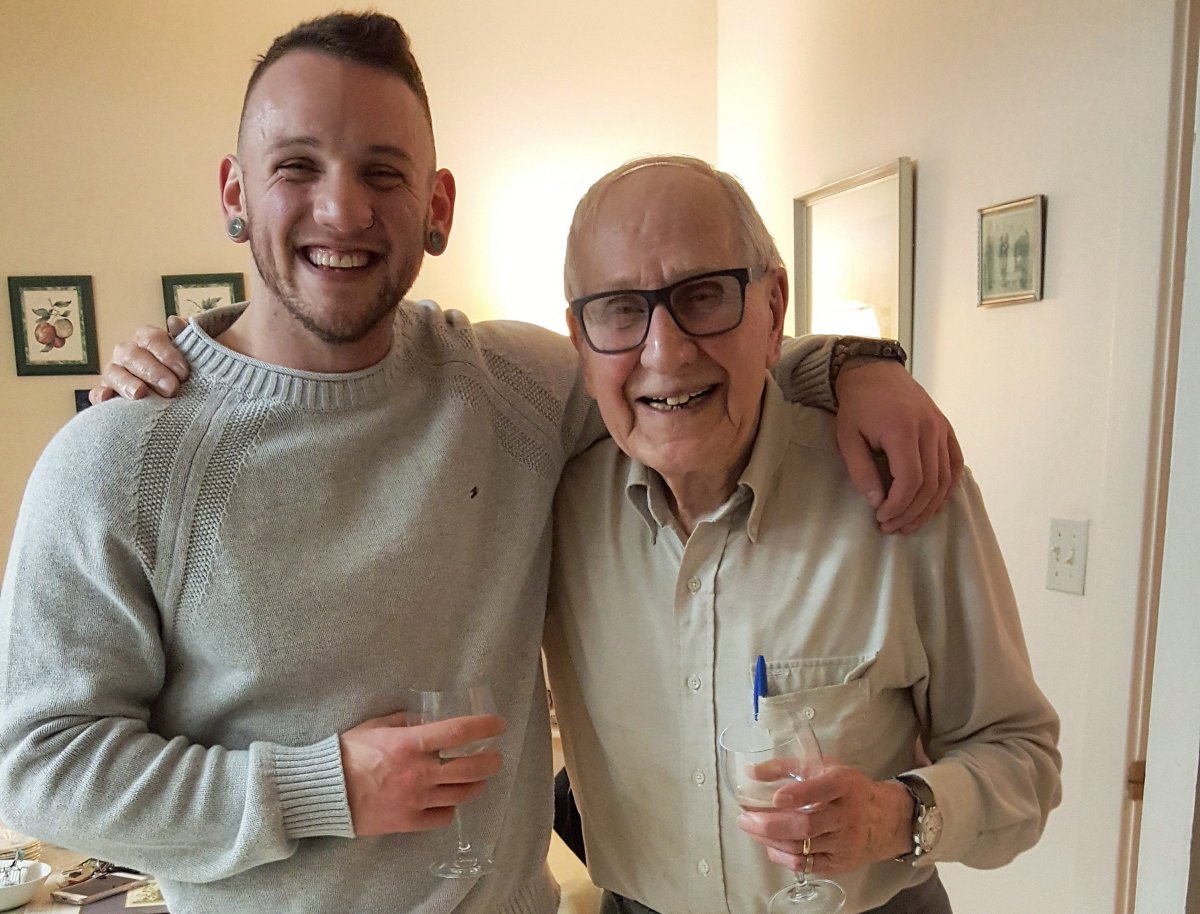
[415,684,500,879]
[719,711,846,914]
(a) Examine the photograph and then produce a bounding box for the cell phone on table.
[50,871,150,905]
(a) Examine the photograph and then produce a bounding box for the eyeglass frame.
[568,266,767,354]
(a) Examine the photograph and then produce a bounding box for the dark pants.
[553,767,587,864]
[602,870,953,914]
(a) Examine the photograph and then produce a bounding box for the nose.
[640,302,698,371]
[312,169,375,234]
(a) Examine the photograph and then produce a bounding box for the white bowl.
[0,861,51,911]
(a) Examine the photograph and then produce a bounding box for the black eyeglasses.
[569,267,763,354]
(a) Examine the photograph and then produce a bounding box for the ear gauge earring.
[426,229,446,254]
[227,216,247,241]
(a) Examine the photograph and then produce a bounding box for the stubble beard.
[249,226,424,345]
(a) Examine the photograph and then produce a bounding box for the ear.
[566,306,584,350]
[763,265,789,367]
[219,155,248,244]
[565,308,599,399]
[426,168,456,256]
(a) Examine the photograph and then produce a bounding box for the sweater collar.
[176,302,408,410]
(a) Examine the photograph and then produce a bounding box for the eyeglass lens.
[582,273,745,352]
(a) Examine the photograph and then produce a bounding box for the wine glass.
[415,684,500,879]
[719,711,846,914]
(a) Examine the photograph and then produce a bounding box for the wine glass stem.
[453,811,472,857]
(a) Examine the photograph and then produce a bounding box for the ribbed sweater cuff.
[787,336,838,413]
[272,736,355,840]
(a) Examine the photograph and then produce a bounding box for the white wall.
[715,1,1179,911]
[0,0,717,562]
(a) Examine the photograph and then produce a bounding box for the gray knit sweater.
[0,301,835,913]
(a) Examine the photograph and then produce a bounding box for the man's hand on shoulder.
[834,359,963,535]
[89,315,190,404]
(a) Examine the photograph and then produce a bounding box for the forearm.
[904,733,1060,868]
[913,473,1063,866]
[0,717,348,881]
[773,334,838,411]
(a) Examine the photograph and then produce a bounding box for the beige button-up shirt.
[544,377,1061,914]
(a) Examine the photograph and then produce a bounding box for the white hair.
[563,154,783,299]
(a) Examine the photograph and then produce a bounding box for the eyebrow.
[268,136,416,163]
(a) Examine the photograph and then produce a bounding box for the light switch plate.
[1046,518,1088,595]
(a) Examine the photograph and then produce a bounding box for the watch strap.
[893,774,940,863]
[830,337,909,400]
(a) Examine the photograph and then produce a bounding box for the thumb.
[836,423,885,510]
[166,315,188,338]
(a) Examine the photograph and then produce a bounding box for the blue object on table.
[753,654,768,720]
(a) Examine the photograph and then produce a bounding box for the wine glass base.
[430,856,495,879]
[767,878,845,914]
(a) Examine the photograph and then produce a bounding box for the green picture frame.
[7,275,100,376]
[161,272,246,321]
[978,195,1047,307]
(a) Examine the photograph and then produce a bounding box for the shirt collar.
[623,373,792,544]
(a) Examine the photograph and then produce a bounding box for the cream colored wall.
[715,1,1178,911]
[0,0,717,562]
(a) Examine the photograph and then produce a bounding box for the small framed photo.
[161,273,246,321]
[978,195,1046,306]
[7,275,100,376]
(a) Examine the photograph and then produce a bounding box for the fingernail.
[156,380,172,394]
[866,489,883,509]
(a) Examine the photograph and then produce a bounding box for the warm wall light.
[485,161,593,335]
[811,299,882,338]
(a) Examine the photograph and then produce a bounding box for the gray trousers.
[600,869,953,914]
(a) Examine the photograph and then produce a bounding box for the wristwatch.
[829,336,909,393]
[893,774,943,862]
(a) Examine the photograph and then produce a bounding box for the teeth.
[306,249,369,269]
[648,388,709,409]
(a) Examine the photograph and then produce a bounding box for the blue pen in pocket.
[753,654,768,721]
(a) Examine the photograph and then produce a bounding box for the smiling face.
[221,50,453,369]
[567,166,787,516]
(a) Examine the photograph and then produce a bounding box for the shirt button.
[801,706,816,720]
[687,675,702,691]
[692,769,706,785]
[697,859,710,875]
[687,577,701,594]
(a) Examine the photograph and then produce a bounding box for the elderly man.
[1,12,960,914]
[543,157,1062,914]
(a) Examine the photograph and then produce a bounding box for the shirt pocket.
[757,653,877,765]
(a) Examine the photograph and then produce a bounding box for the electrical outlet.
[1046,518,1088,595]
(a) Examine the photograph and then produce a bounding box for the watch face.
[918,806,944,851]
